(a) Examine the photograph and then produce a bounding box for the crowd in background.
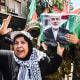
[0,15,80,80]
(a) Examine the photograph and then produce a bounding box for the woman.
[0,16,64,80]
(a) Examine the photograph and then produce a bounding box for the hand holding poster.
[41,13,69,47]
[66,14,80,45]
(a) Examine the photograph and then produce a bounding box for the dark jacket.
[43,28,69,46]
[0,50,62,80]
[0,34,13,50]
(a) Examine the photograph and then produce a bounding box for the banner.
[40,13,69,47]
[40,13,80,47]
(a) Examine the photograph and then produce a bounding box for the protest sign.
[40,13,69,47]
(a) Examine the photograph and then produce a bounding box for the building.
[0,0,28,30]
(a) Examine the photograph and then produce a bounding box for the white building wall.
[21,0,27,18]
[7,0,15,9]
[2,0,27,18]
[1,5,6,13]
[14,1,21,16]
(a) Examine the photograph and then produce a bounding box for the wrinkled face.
[49,16,61,30]
[14,37,29,58]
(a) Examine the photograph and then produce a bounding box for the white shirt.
[52,29,59,40]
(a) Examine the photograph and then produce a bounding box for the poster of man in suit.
[43,13,69,47]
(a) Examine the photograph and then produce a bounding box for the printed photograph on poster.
[43,13,69,47]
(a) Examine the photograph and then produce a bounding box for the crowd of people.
[0,14,80,80]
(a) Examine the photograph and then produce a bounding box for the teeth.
[17,50,23,53]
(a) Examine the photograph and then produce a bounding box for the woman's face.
[14,37,29,58]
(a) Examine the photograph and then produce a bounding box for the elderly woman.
[0,16,64,80]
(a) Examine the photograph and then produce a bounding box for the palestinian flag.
[28,0,38,22]
[69,14,80,39]
[40,13,80,47]
[43,8,48,13]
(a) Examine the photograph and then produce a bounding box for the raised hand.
[0,16,12,35]
[57,42,64,56]
[65,32,79,44]
[41,42,48,50]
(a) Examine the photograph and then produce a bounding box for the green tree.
[53,0,64,11]
[52,0,73,12]
[36,0,48,15]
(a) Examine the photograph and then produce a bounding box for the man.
[24,21,41,49]
[24,21,40,38]
[66,32,80,80]
[43,14,69,47]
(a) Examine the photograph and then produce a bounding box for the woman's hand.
[0,16,12,35]
[65,32,79,44]
[57,42,64,56]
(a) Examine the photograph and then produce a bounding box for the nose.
[17,43,22,47]
[54,19,57,22]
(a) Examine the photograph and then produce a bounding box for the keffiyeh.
[14,48,47,80]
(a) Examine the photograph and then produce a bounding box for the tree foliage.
[53,0,64,11]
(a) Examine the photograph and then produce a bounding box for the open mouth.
[17,50,24,54]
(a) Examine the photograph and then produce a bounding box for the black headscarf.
[13,34,33,61]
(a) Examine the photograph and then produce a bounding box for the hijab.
[13,34,33,60]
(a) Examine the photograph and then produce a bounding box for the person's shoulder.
[59,28,69,32]
[33,48,47,60]
[43,27,52,33]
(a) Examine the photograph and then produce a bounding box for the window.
[0,0,5,6]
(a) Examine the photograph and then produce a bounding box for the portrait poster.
[42,13,69,47]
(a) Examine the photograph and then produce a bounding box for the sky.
[71,0,80,11]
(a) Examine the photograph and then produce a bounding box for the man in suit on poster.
[43,14,69,47]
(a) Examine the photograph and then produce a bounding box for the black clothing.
[0,50,62,80]
[0,34,13,50]
[43,28,69,47]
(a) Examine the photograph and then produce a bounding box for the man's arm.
[45,42,64,74]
